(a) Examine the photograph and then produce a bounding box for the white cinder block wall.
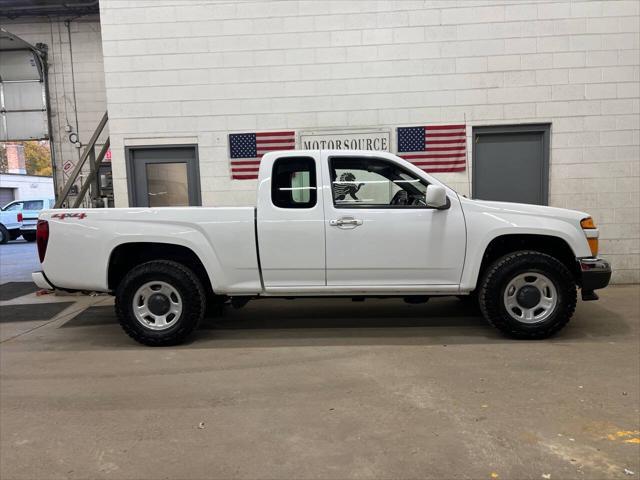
[0,174,54,200]
[99,0,639,284]
[2,16,108,202]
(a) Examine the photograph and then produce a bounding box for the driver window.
[330,157,427,207]
[3,202,23,211]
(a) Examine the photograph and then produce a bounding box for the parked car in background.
[2,198,55,242]
[32,150,611,346]
[0,208,22,244]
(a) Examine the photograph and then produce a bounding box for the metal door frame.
[472,123,551,205]
[125,144,201,207]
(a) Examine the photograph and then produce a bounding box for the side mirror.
[425,185,448,209]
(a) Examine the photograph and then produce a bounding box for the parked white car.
[0,207,22,244]
[32,150,610,345]
[2,198,55,242]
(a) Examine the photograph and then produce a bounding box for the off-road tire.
[479,250,577,339]
[115,260,206,346]
[0,225,9,244]
[22,232,36,242]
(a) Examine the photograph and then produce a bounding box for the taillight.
[36,220,49,263]
[17,212,23,222]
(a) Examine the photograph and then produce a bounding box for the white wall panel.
[98,0,639,283]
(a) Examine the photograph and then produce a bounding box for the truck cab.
[257,150,465,292]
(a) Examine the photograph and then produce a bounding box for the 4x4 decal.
[51,213,87,220]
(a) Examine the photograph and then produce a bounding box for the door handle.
[330,217,363,227]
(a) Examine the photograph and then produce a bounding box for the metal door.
[321,153,466,287]
[256,153,327,288]
[0,32,48,141]
[0,188,15,207]
[473,124,550,205]
[127,146,201,207]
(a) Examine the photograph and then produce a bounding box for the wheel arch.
[474,234,579,290]
[107,242,215,297]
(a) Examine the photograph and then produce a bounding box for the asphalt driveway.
[0,240,39,283]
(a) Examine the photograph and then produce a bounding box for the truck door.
[256,152,326,288]
[322,153,465,287]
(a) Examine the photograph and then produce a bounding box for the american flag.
[397,124,467,173]
[229,131,295,179]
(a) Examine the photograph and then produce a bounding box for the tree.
[0,144,7,173]
[24,141,53,176]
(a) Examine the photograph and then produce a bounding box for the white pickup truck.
[32,150,611,346]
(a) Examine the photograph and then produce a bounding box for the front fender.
[460,204,591,291]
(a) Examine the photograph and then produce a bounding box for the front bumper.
[32,271,54,290]
[578,257,611,300]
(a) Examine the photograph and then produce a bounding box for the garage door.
[0,187,15,207]
[472,124,550,206]
[0,29,48,141]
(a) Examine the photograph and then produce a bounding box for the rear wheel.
[0,225,9,244]
[115,260,206,346]
[22,232,36,242]
[479,251,576,339]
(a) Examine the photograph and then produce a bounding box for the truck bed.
[40,207,261,293]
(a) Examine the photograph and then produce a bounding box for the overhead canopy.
[0,28,48,141]
[0,0,99,19]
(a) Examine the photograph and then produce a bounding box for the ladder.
[54,111,110,209]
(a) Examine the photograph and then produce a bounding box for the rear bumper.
[32,271,54,290]
[578,257,611,300]
[20,219,38,232]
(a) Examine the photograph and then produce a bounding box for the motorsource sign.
[300,130,390,151]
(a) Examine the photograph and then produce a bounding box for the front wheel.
[115,260,206,346]
[479,251,577,339]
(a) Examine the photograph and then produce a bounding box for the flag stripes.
[397,124,467,173]
[229,131,295,179]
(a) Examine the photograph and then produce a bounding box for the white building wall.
[99,0,639,284]
[0,173,54,201]
[2,16,108,203]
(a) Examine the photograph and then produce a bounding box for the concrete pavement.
[0,279,639,479]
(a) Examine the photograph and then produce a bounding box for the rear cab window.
[271,157,317,209]
[23,200,44,210]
